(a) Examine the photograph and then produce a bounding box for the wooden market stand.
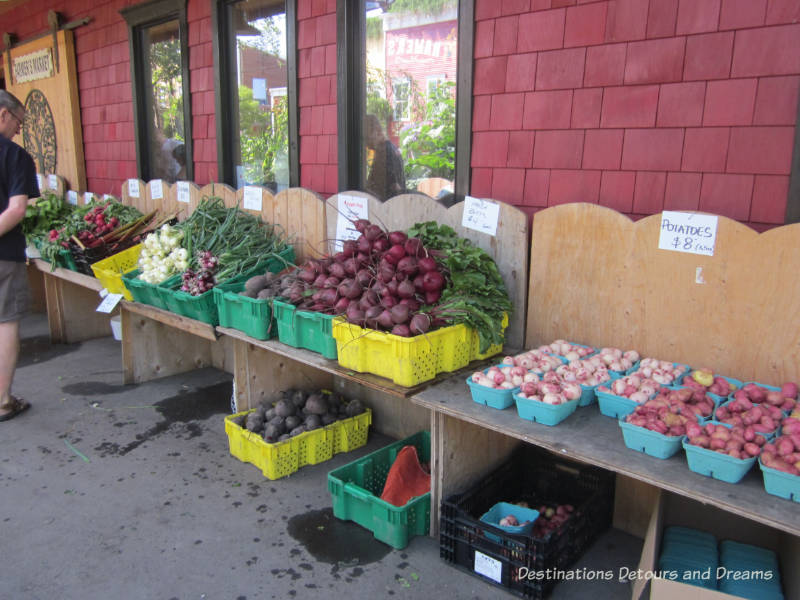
[28,187,800,596]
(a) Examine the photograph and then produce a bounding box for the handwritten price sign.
[462,196,500,236]
[658,211,718,257]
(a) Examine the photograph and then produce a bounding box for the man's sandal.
[0,396,30,422]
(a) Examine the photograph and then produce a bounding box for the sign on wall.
[12,48,54,82]
[5,30,87,192]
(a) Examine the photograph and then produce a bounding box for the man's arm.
[0,194,28,237]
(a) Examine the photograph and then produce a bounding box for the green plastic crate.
[327,430,431,549]
[122,269,180,310]
[214,282,276,340]
[273,299,338,359]
[161,247,295,326]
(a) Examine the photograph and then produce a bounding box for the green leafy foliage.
[238,88,289,186]
[407,221,512,352]
[22,191,73,239]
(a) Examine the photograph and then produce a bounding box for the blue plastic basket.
[479,502,540,543]
[466,367,518,410]
[596,388,642,419]
[619,419,685,459]
[759,458,800,502]
[683,430,757,484]
[513,393,579,426]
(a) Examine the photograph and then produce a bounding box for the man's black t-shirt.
[0,135,39,262]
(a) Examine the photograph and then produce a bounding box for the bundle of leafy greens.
[407,221,512,353]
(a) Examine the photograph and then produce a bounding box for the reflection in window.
[230,0,289,191]
[364,0,457,199]
[145,20,186,183]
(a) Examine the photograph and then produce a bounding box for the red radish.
[391,324,411,337]
[343,257,359,276]
[424,290,441,305]
[388,230,408,246]
[384,244,406,265]
[346,303,365,324]
[382,295,398,308]
[328,261,346,279]
[413,274,426,291]
[409,313,431,334]
[397,256,418,277]
[319,288,338,307]
[313,273,328,287]
[341,240,357,257]
[356,251,370,265]
[399,297,421,312]
[334,297,350,313]
[355,269,372,287]
[323,276,340,288]
[364,305,383,327]
[338,279,363,299]
[354,219,371,233]
[377,309,394,329]
[417,256,437,273]
[422,270,444,292]
[356,235,371,254]
[396,279,416,299]
[390,303,410,324]
[378,264,395,284]
[404,237,422,256]
[364,224,383,241]
[385,280,399,297]
[298,268,316,284]
[372,237,390,253]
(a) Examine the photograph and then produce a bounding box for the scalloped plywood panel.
[325,191,529,350]
[526,203,800,384]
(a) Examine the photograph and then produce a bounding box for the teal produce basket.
[327,431,430,549]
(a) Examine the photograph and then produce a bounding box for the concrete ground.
[2,312,643,600]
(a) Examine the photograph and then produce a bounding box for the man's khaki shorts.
[0,260,30,322]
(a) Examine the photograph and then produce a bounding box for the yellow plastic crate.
[224,408,372,480]
[332,315,507,387]
[90,243,142,300]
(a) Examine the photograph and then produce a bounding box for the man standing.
[0,90,39,421]
[364,114,405,201]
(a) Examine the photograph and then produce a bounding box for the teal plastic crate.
[327,431,430,550]
[759,458,800,502]
[273,299,338,359]
[122,269,180,310]
[466,365,518,410]
[214,282,276,340]
[513,393,579,426]
[683,424,757,484]
[618,418,684,459]
[596,388,643,419]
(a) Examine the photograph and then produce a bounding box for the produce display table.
[412,378,800,538]
[32,258,112,343]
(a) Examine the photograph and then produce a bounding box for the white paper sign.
[36,174,43,190]
[127,179,140,198]
[66,191,78,205]
[103,194,114,201]
[243,186,263,211]
[658,211,718,257]
[150,179,164,200]
[462,196,500,236]
[48,174,58,190]
[177,181,190,204]
[84,192,94,204]
[96,293,123,313]
[334,194,369,252]
[474,551,502,583]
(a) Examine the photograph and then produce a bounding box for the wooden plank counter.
[412,378,800,538]
[32,258,111,343]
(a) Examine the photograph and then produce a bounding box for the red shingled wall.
[471,0,800,229]
[297,0,338,196]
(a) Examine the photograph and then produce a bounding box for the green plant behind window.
[238,86,288,185]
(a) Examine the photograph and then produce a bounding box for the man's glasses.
[8,111,23,126]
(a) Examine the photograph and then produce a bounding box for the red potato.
[624,396,699,437]
[687,422,765,458]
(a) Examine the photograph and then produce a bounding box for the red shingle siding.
[471,0,799,228]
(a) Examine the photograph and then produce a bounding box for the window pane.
[145,19,186,183]
[364,0,457,200]
[231,0,289,191]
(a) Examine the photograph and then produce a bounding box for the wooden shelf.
[32,259,102,291]
[123,301,218,341]
[217,325,491,399]
[412,376,800,538]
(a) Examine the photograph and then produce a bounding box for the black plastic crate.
[440,445,615,599]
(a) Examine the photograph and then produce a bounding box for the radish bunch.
[624,396,700,437]
[592,347,640,373]
[535,340,595,361]
[715,398,783,435]
[554,358,613,387]
[516,377,582,405]
[686,421,769,459]
[470,365,537,389]
[180,250,219,296]
[761,417,800,475]
[597,373,660,404]
[630,358,687,385]
[282,220,448,337]
[501,350,563,374]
